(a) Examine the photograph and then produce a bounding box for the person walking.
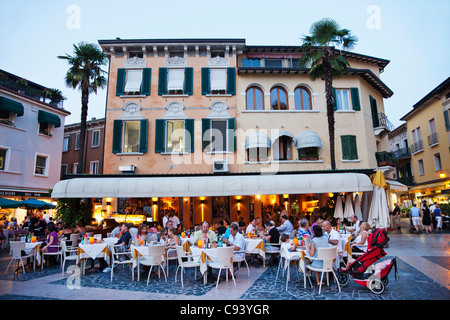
[422,202,432,235]
[409,203,421,234]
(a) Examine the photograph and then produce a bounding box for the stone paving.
[0,219,448,300]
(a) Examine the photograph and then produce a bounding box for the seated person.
[116,223,132,247]
[351,222,370,253]
[216,220,228,236]
[246,218,258,235]
[42,223,59,253]
[74,222,87,236]
[280,233,297,252]
[277,214,294,236]
[261,221,280,265]
[304,225,331,286]
[165,227,180,258]
[297,219,312,237]
[222,222,245,261]
[28,217,47,241]
[193,221,217,245]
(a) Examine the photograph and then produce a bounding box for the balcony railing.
[427,133,439,146]
[391,147,411,160]
[376,113,394,131]
[375,151,397,167]
[411,140,424,154]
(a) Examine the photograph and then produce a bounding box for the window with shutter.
[139,119,148,153]
[124,69,143,93]
[341,135,358,160]
[350,87,361,111]
[112,120,122,154]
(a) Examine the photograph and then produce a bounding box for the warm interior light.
[256,195,261,200]
[440,172,446,179]
[328,193,334,197]
[152,197,158,202]
[283,194,289,199]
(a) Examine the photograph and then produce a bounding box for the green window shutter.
[202,118,211,151]
[341,135,351,160]
[155,119,166,153]
[139,119,148,153]
[158,68,167,95]
[116,68,126,96]
[112,120,123,154]
[141,68,151,96]
[350,87,361,111]
[444,110,450,131]
[349,135,358,160]
[184,119,195,152]
[370,95,380,127]
[201,68,210,95]
[333,88,338,110]
[67,135,72,151]
[227,118,236,152]
[184,67,194,95]
[226,67,236,95]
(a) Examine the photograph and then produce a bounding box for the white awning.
[245,132,271,149]
[167,68,185,90]
[124,69,143,93]
[296,131,323,149]
[271,131,297,145]
[386,179,408,192]
[51,173,373,199]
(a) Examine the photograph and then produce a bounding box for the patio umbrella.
[343,193,354,220]
[0,197,22,209]
[367,171,390,229]
[361,190,372,222]
[18,198,56,209]
[354,194,363,222]
[333,195,344,220]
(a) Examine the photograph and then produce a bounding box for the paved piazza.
[0,219,448,301]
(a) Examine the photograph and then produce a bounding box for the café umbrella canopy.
[354,194,363,221]
[18,198,56,209]
[343,193,354,219]
[0,197,22,209]
[333,195,344,220]
[367,171,390,228]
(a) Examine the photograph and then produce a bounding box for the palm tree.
[299,18,358,170]
[58,42,108,173]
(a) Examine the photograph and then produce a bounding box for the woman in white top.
[351,222,370,252]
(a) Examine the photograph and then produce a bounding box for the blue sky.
[1,0,449,126]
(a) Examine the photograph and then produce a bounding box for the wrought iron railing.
[427,133,439,146]
[391,147,411,160]
[410,140,424,154]
[375,151,397,167]
[377,113,394,131]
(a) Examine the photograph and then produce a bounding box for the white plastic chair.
[233,241,250,277]
[61,240,78,276]
[69,233,80,249]
[275,244,302,291]
[138,245,167,285]
[41,243,62,270]
[86,232,94,237]
[174,245,201,287]
[110,244,134,281]
[93,234,102,241]
[305,246,341,294]
[264,239,281,267]
[208,246,236,289]
[6,241,36,275]
[165,247,178,277]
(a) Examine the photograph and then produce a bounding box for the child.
[280,233,297,252]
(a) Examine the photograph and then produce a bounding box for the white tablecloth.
[77,243,110,265]
[25,242,42,265]
[180,237,195,245]
[244,238,265,259]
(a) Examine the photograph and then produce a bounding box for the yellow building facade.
[401,77,450,203]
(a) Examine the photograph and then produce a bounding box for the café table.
[76,242,110,274]
[190,246,221,284]
[180,237,195,245]
[244,237,265,260]
[131,241,165,281]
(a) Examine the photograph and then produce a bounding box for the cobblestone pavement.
[0,219,448,300]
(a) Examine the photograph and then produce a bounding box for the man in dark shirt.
[28,217,47,240]
[216,220,228,235]
[116,223,132,246]
[262,221,280,265]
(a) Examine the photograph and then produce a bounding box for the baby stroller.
[337,228,397,294]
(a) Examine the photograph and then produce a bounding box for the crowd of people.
[409,200,446,234]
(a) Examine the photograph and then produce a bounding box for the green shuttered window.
[341,135,358,160]
[112,119,148,154]
[155,119,195,153]
[370,95,380,128]
[350,87,361,111]
[184,67,194,95]
[117,68,151,96]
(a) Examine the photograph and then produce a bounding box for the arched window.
[294,86,312,110]
[270,86,288,110]
[246,86,264,110]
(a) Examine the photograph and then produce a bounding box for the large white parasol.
[367,171,390,228]
[354,194,363,221]
[343,193,355,220]
[333,195,344,220]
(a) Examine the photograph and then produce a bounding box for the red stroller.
[337,228,397,294]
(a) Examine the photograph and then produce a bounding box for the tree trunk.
[323,47,336,170]
[77,80,89,174]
